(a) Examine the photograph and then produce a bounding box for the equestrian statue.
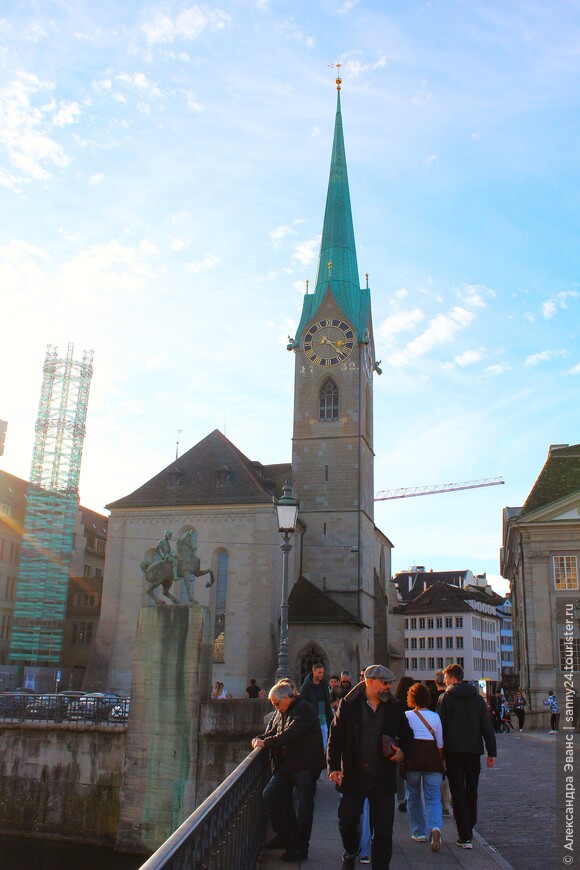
[140,529,215,605]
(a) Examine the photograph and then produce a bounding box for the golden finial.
[365,273,369,289]
[329,62,342,90]
[306,279,309,294]
[328,260,333,277]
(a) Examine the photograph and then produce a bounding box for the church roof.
[520,443,580,516]
[291,86,370,345]
[107,429,290,510]
[289,575,366,626]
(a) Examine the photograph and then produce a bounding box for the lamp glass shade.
[276,481,299,532]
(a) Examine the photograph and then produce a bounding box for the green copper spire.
[291,80,370,346]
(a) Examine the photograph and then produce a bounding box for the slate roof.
[107,429,290,510]
[520,443,580,516]
[395,569,474,603]
[0,469,28,508]
[400,580,503,615]
[79,506,108,538]
[288,575,366,627]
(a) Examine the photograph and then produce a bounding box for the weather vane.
[329,62,342,90]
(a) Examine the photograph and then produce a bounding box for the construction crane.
[375,476,505,501]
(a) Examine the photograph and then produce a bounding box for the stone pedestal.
[116,603,211,854]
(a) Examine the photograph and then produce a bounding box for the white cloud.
[269,224,296,242]
[541,299,557,319]
[57,240,155,301]
[278,19,315,47]
[525,349,568,366]
[485,363,510,376]
[170,237,191,252]
[0,71,71,182]
[454,350,482,367]
[387,307,475,368]
[377,308,425,340]
[567,363,580,375]
[53,101,82,127]
[425,154,438,166]
[458,283,496,309]
[117,72,161,97]
[292,237,319,266]
[142,5,230,45]
[89,173,104,185]
[184,253,220,273]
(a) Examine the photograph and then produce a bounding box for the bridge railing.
[139,746,269,870]
[0,692,130,725]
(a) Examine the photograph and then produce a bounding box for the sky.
[1,0,579,597]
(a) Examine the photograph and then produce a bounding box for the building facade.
[85,81,403,698]
[501,443,580,726]
[400,581,502,690]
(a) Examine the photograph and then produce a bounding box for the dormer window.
[166,467,183,488]
[216,465,231,486]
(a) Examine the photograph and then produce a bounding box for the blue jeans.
[359,798,371,857]
[263,766,318,852]
[405,771,443,838]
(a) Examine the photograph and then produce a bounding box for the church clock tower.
[288,75,387,673]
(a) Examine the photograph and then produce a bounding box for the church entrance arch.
[296,643,329,686]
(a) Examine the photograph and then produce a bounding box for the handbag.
[381,734,399,759]
[401,709,444,775]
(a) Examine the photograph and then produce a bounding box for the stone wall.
[0,723,126,844]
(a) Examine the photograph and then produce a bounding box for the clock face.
[362,344,374,379]
[303,319,355,366]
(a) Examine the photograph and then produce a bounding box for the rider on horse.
[155,530,179,582]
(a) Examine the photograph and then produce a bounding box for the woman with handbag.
[403,682,444,852]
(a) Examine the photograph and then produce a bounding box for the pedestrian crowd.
[251,660,500,868]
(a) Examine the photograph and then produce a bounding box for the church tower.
[288,75,388,676]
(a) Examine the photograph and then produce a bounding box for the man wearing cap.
[327,664,414,869]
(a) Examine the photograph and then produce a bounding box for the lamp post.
[275,481,299,681]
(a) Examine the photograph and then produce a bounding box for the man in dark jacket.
[437,663,497,849]
[327,664,414,869]
[299,661,333,749]
[252,681,325,862]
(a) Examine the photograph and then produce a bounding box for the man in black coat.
[252,681,325,862]
[327,664,414,869]
[299,661,333,749]
[437,663,497,849]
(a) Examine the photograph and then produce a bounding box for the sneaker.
[549,730,556,734]
[519,728,523,732]
[411,835,426,842]
[430,829,441,852]
[359,858,370,865]
[456,839,473,849]
[342,854,357,870]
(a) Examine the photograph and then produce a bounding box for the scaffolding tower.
[9,344,94,666]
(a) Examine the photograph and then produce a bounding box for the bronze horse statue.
[140,530,215,605]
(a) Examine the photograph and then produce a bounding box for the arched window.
[212,550,228,663]
[319,378,339,421]
[296,643,329,686]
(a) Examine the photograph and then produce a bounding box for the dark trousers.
[263,766,318,852]
[339,787,395,868]
[444,753,481,842]
[551,712,561,731]
[515,709,525,729]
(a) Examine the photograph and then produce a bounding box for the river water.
[0,835,145,869]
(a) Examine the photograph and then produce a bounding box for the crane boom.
[375,476,505,501]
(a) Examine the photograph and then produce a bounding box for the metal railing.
[139,747,269,870]
[0,693,130,726]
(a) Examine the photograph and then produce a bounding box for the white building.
[400,581,502,691]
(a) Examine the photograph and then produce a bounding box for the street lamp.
[275,481,299,681]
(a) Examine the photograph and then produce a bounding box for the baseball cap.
[364,664,396,682]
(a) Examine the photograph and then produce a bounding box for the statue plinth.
[116,603,212,854]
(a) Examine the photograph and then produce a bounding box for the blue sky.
[1,1,579,595]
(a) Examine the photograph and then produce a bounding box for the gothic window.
[212,550,228,663]
[319,378,339,421]
[297,644,328,685]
